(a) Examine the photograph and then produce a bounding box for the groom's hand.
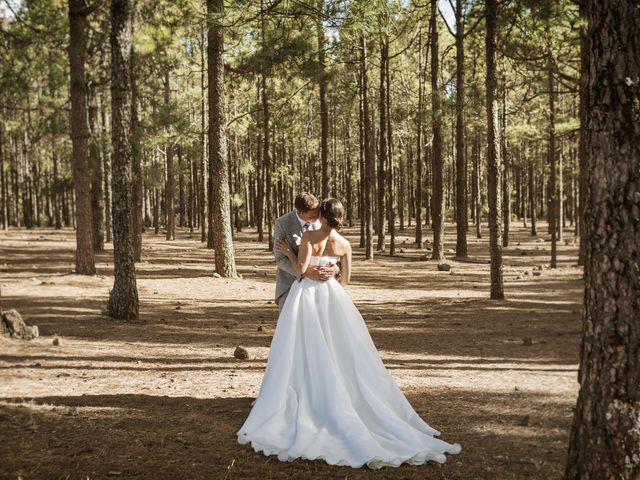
[304,266,333,282]
[324,263,340,279]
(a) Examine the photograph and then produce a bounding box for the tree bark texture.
[207,0,237,277]
[455,0,467,258]
[107,0,139,320]
[485,0,504,299]
[565,2,640,479]
[430,0,445,261]
[67,0,96,274]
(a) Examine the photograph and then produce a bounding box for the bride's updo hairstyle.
[320,198,344,230]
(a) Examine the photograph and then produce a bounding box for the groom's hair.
[294,192,319,212]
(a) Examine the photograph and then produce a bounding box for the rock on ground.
[1,309,39,340]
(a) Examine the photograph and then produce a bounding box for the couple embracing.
[237,192,461,469]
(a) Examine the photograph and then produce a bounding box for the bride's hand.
[275,239,294,258]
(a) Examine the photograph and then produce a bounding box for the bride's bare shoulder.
[331,232,351,252]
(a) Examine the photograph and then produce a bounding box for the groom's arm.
[273,218,301,279]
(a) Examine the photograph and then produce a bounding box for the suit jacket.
[274,211,304,302]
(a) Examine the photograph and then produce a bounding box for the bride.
[237,198,461,469]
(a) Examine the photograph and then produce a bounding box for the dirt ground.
[0,221,583,480]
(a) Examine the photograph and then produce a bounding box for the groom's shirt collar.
[294,210,319,230]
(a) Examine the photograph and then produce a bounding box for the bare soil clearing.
[0,223,582,479]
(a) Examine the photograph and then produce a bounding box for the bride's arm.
[339,242,352,287]
[275,234,313,277]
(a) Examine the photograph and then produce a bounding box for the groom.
[273,192,340,311]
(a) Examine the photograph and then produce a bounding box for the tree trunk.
[67,0,96,274]
[178,146,185,228]
[430,0,445,261]
[0,120,7,230]
[377,36,388,252]
[107,0,139,320]
[164,71,176,241]
[361,35,374,260]
[188,153,194,232]
[100,87,112,243]
[501,78,510,248]
[318,13,329,199]
[529,161,537,236]
[346,124,353,227]
[88,80,104,253]
[131,43,143,259]
[358,67,365,248]
[547,48,558,268]
[207,0,237,276]
[455,0,467,258]
[47,59,63,231]
[474,129,482,239]
[558,142,564,242]
[385,42,395,256]
[259,3,273,251]
[565,1,640,477]
[577,2,589,266]
[415,27,424,247]
[485,0,504,299]
[200,26,208,243]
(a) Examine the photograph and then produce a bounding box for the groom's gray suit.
[274,210,316,310]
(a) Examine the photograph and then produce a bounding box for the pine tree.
[107,0,139,320]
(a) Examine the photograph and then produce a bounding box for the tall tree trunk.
[385,42,395,256]
[67,0,96,274]
[108,0,139,320]
[199,26,207,243]
[260,3,273,251]
[131,42,143,259]
[188,153,194,232]
[0,120,7,230]
[32,153,40,227]
[100,87,112,243]
[455,0,467,258]
[485,0,504,299]
[547,47,558,268]
[529,161,537,236]
[501,78,510,247]
[377,36,388,252]
[164,71,176,241]
[430,0,445,261]
[415,28,424,247]
[577,2,589,266]
[52,150,62,229]
[361,35,374,260]
[565,1,640,477]
[88,80,104,253]
[474,129,482,239]
[21,131,32,229]
[207,0,237,276]
[558,142,564,242]
[358,67,365,248]
[318,12,329,199]
[261,73,273,251]
[345,125,353,227]
[178,145,185,228]
[47,59,63,231]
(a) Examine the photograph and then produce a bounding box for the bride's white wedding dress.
[237,256,461,469]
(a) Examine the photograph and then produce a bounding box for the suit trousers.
[276,290,289,313]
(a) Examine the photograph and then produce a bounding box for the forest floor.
[0,221,583,480]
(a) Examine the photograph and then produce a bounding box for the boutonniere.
[292,233,301,246]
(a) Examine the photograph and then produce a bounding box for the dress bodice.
[308,255,340,267]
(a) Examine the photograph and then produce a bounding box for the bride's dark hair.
[320,198,344,230]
